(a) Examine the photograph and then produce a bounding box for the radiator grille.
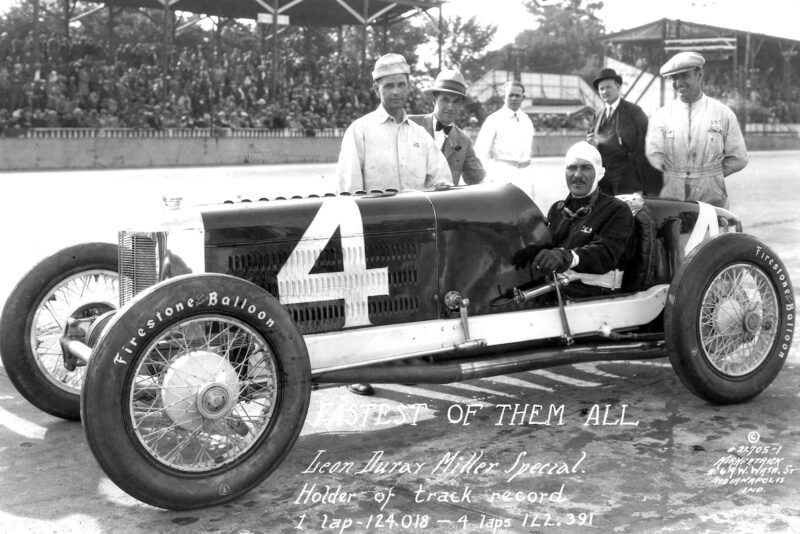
[118,231,159,306]
[224,237,424,334]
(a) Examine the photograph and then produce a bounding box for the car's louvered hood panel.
[201,192,437,333]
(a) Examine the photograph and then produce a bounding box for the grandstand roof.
[87,0,443,26]
[601,18,800,125]
[601,17,800,48]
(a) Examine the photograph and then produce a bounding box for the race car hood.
[196,184,548,333]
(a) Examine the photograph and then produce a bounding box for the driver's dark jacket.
[546,190,634,275]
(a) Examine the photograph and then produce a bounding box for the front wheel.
[0,242,118,420]
[665,233,794,404]
[81,274,310,510]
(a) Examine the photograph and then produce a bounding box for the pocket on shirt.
[664,129,676,165]
[705,125,724,156]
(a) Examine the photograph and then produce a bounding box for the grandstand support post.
[32,0,40,65]
[740,32,750,132]
[437,4,443,71]
[162,2,170,100]
[260,22,265,55]
[61,0,71,39]
[361,0,369,77]
[107,5,116,54]
[270,0,279,98]
[779,43,797,106]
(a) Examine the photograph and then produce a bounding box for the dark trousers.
[599,162,641,195]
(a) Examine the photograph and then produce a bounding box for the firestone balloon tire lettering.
[81,273,310,510]
[664,233,793,404]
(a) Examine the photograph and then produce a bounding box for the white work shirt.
[336,106,452,192]
[474,106,534,164]
[646,93,747,208]
[474,106,536,199]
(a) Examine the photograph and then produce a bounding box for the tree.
[422,15,497,81]
[513,0,606,74]
[368,19,428,69]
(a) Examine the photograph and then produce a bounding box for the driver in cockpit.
[514,141,634,298]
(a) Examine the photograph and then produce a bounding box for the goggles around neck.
[562,189,600,220]
[563,204,593,220]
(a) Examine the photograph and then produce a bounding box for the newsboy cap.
[372,53,411,81]
[422,69,467,97]
[592,67,623,90]
[660,51,706,77]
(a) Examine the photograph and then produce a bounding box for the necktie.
[605,106,613,121]
[435,120,452,134]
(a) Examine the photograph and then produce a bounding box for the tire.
[0,242,118,420]
[81,274,310,510]
[665,233,794,404]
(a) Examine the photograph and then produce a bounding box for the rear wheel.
[665,233,793,404]
[0,243,118,420]
[81,274,310,510]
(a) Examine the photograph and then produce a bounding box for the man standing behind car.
[474,80,535,198]
[336,53,451,193]
[336,54,451,397]
[587,67,655,195]
[409,69,485,186]
[514,141,634,299]
[645,51,747,208]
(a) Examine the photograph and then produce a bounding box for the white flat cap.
[372,53,410,81]
[660,51,706,77]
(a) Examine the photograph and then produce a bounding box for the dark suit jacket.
[591,99,650,194]
[408,113,485,186]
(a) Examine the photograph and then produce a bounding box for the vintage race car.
[0,183,794,510]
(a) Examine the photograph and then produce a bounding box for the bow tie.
[435,120,452,134]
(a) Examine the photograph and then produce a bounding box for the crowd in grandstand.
[0,32,450,135]
[0,31,797,135]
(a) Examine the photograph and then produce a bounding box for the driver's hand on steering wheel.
[532,248,572,273]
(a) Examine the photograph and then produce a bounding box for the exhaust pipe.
[314,340,666,385]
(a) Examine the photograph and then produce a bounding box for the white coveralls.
[645,94,747,209]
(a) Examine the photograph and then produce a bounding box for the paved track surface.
[1,152,799,533]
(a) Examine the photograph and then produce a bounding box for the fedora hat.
[422,69,467,97]
[592,68,623,90]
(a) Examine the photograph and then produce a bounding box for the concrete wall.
[0,136,344,171]
[1,133,797,171]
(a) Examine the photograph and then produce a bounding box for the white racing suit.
[645,94,747,208]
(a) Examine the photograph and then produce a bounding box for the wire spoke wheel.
[31,270,118,394]
[665,233,793,404]
[130,316,278,473]
[699,263,778,377]
[0,242,119,420]
[82,274,310,509]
